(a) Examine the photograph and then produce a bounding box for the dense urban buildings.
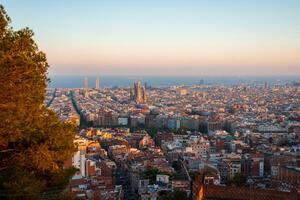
[46,79,300,199]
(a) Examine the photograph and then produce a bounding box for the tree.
[141,168,160,184]
[159,189,188,200]
[141,168,173,185]
[0,5,76,199]
[231,173,247,187]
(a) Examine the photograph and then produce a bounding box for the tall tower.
[142,84,147,103]
[130,87,134,100]
[135,80,143,103]
[95,76,100,90]
[84,76,88,97]
[264,81,268,89]
[132,80,147,104]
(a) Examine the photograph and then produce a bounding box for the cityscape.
[45,77,300,199]
[1,0,300,200]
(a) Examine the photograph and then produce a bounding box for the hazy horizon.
[2,0,300,76]
[47,75,300,88]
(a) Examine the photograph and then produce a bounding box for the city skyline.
[2,0,300,76]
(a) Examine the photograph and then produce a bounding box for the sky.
[1,0,300,76]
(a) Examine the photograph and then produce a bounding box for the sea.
[48,75,300,88]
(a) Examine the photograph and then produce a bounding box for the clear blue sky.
[1,0,300,76]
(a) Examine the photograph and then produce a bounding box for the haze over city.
[2,0,300,76]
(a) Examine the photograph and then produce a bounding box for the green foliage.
[189,171,200,181]
[0,5,76,199]
[141,168,173,185]
[142,168,160,184]
[145,127,158,138]
[159,189,188,200]
[231,173,247,187]
[176,127,188,135]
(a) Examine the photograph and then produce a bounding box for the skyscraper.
[264,81,268,89]
[142,86,147,103]
[130,87,134,101]
[95,76,100,90]
[84,77,88,97]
